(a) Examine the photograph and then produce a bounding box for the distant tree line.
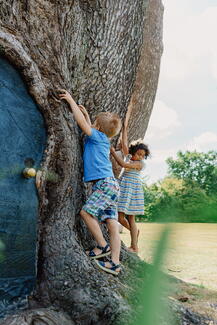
[138,150,217,222]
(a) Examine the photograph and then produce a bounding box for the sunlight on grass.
[121,223,217,290]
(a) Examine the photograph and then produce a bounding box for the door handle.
[22,168,36,178]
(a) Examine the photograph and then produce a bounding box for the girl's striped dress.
[118,161,145,215]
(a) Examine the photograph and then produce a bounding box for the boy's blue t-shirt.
[83,128,114,182]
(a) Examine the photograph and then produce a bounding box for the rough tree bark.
[0,0,163,324]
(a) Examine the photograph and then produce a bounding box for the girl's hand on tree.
[110,146,116,155]
[116,140,122,151]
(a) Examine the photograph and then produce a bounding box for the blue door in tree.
[0,58,46,317]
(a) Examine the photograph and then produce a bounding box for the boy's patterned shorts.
[82,177,119,222]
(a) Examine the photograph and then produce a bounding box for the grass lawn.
[121,222,217,290]
[120,223,217,320]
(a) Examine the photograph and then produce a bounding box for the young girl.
[111,126,150,253]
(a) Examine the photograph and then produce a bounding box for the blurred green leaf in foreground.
[127,226,178,325]
[0,239,5,262]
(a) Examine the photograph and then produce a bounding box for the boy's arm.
[110,147,142,170]
[78,105,92,126]
[59,90,92,136]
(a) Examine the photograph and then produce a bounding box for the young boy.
[59,90,122,275]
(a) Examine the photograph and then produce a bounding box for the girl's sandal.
[86,244,111,260]
[94,259,121,276]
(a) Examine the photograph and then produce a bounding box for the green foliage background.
[139,151,217,222]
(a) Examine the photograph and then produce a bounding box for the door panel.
[0,58,46,318]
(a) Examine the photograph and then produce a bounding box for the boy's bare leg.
[128,215,138,252]
[80,209,107,255]
[106,219,121,266]
[118,212,130,230]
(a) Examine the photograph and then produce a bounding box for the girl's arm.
[110,147,143,170]
[78,105,92,126]
[121,121,129,156]
[59,90,92,136]
[121,103,132,155]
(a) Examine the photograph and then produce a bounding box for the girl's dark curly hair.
[129,139,151,159]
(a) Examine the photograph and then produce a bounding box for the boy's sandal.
[94,259,121,276]
[87,244,111,260]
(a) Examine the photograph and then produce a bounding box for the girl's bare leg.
[128,229,140,248]
[128,215,138,252]
[118,212,130,230]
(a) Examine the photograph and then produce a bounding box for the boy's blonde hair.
[95,112,121,138]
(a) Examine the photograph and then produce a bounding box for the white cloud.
[143,150,173,184]
[144,1,217,184]
[149,148,177,164]
[161,1,217,80]
[144,132,217,184]
[211,58,217,79]
[143,148,177,184]
[146,100,181,140]
[148,132,217,170]
[186,131,217,151]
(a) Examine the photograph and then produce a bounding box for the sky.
[144,0,217,184]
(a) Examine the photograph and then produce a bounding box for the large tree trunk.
[0,0,163,324]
